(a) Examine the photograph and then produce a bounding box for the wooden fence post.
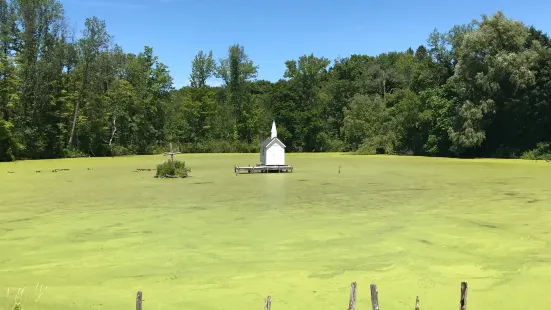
[264,296,271,310]
[136,291,142,310]
[370,284,379,310]
[348,282,357,310]
[460,282,468,310]
[415,296,420,310]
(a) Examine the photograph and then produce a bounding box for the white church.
[234,120,293,174]
[259,121,286,166]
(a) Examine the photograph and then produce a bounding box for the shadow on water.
[191,181,214,185]
[469,220,499,229]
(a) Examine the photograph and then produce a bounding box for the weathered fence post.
[415,296,420,310]
[460,282,468,310]
[348,282,357,310]
[370,284,379,310]
[136,291,143,310]
[264,296,271,310]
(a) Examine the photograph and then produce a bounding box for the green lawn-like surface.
[1,154,550,310]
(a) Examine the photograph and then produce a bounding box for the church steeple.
[271,121,277,138]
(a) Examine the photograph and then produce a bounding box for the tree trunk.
[109,116,116,146]
[69,59,90,148]
[67,100,79,148]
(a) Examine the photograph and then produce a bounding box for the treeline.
[1,1,551,161]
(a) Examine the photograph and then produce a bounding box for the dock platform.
[235,164,294,174]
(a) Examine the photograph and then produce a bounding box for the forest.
[1,0,551,161]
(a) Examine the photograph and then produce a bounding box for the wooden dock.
[235,164,294,174]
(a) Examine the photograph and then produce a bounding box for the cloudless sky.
[61,0,551,88]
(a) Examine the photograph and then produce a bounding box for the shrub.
[156,160,191,178]
[355,135,396,155]
[326,138,346,152]
[108,145,135,156]
[63,148,89,158]
[521,142,551,160]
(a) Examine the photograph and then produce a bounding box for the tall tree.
[16,0,68,159]
[325,55,372,140]
[0,0,18,160]
[216,44,259,142]
[343,94,396,154]
[447,11,545,155]
[68,16,111,149]
[190,50,216,88]
[284,54,330,151]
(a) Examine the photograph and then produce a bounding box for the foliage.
[343,94,397,154]
[1,5,551,161]
[190,50,216,88]
[178,140,257,153]
[284,54,331,151]
[156,159,191,178]
[216,44,259,143]
[63,148,89,159]
[521,142,551,160]
[108,145,134,157]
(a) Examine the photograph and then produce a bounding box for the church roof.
[260,137,286,149]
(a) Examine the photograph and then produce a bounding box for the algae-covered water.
[1,154,550,310]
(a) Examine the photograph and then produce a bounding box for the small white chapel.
[259,121,286,166]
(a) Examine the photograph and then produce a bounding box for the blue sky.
[61,0,551,88]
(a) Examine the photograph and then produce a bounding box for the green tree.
[418,87,455,156]
[190,50,216,88]
[123,46,173,153]
[0,0,18,160]
[68,16,112,150]
[386,89,423,154]
[168,86,217,144]
[103,79,134,148]
[16,0,68,159]
[325,55,371,140]
[343,94,396,154]
[447,11,545,155]
[265,80,299,150]
[216,44,259,143]
[284,54,330,151]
